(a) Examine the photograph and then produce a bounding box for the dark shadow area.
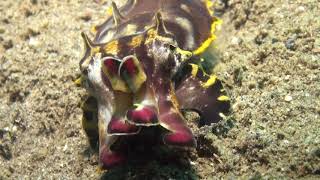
[100,127,199,180]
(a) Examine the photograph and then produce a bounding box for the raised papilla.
[77,0,230,169]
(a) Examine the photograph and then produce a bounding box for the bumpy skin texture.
[78,0,230,169]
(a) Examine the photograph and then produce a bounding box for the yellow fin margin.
[201,75,217,88]
[205,0,214,16]
[193,18,222,55]
[217,95,230,101]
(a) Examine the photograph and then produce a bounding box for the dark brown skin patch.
[95,0,213,51]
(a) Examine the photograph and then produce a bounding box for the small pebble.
[272,38,279,44]
[28,37,39,47]
[231,37,242,45]
[63,144,68,152]
[284,75,290,81]
[3,39,13,49]
[285,38,296,50]
[283,140,290,144]
[311,148,320,158]
[12,126,17,132]
[284,95,293,102]
[80,13,92,21]
[297,6,305,13]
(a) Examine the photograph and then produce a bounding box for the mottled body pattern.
[78,0,230,169]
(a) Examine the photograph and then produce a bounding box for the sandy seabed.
[0,0,319,179]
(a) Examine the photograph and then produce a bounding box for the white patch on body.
[174,17,195,49]
[119,24,138,36]
[180,4,191,14]
[99,30,116,43]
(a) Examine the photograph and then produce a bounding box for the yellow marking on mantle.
[104,40,119,55]
[128,35,143,47]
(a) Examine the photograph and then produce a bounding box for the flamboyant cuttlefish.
[76,0,230,169]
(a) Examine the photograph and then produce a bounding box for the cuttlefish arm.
[153,77,196,147]
[86,55,140,169]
